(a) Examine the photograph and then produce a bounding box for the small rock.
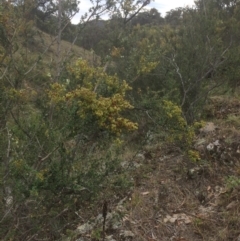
[95,213,103,224]
[187,167,203,179]
[135,153,145,161]
[121,161,141,169]
[95,211,122,230]
[198,205,214,215]
[163,213,191,224]
[195,144,205,153]
[106,235,117,241]
[195,138,207,147]
[77,223,93,234]
[132,162,142,168]
[226,201,238,210]
[237,234,240,241]
[200,122,217,135]
[121,161,129,169]
[207,143,214,151]
[120,230,135,238]
[213,140,221,146]
[109,213,122,230]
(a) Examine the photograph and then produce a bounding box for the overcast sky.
[71,0,196,24]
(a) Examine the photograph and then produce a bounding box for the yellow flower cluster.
[35,169,48,182]
[138,55,159,75]
[163,100,187,129]
[48,59,138,134]
[188,150,200,162]
[111,47,124,58]
[193,120,206,130]
[134,37,159,75]
[8,88,37,103]
[162,100,195,148]
[12,159,27,174]
[160,26,182,53]
[36,172,44,182]
[47,83,66,103]
[13,159,25,169]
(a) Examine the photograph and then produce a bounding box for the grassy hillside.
[13,27,100,79]
[32,28,99,64]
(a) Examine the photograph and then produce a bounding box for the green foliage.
[0,4,137,237]
[2,0,240,239]
[136,90,195,149]
[108,1,240,123]
[226,175,240,189]
[188,150,201,162]
[158,100,195,148]
[91,228,102,240]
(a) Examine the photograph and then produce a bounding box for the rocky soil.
[63,95,240,241]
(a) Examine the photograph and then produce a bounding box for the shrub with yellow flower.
[47,59,138,135]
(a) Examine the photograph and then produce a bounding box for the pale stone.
[200,122,217,134]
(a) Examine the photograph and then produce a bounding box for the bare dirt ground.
[118,95,240,241]
[72,95,240,241]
